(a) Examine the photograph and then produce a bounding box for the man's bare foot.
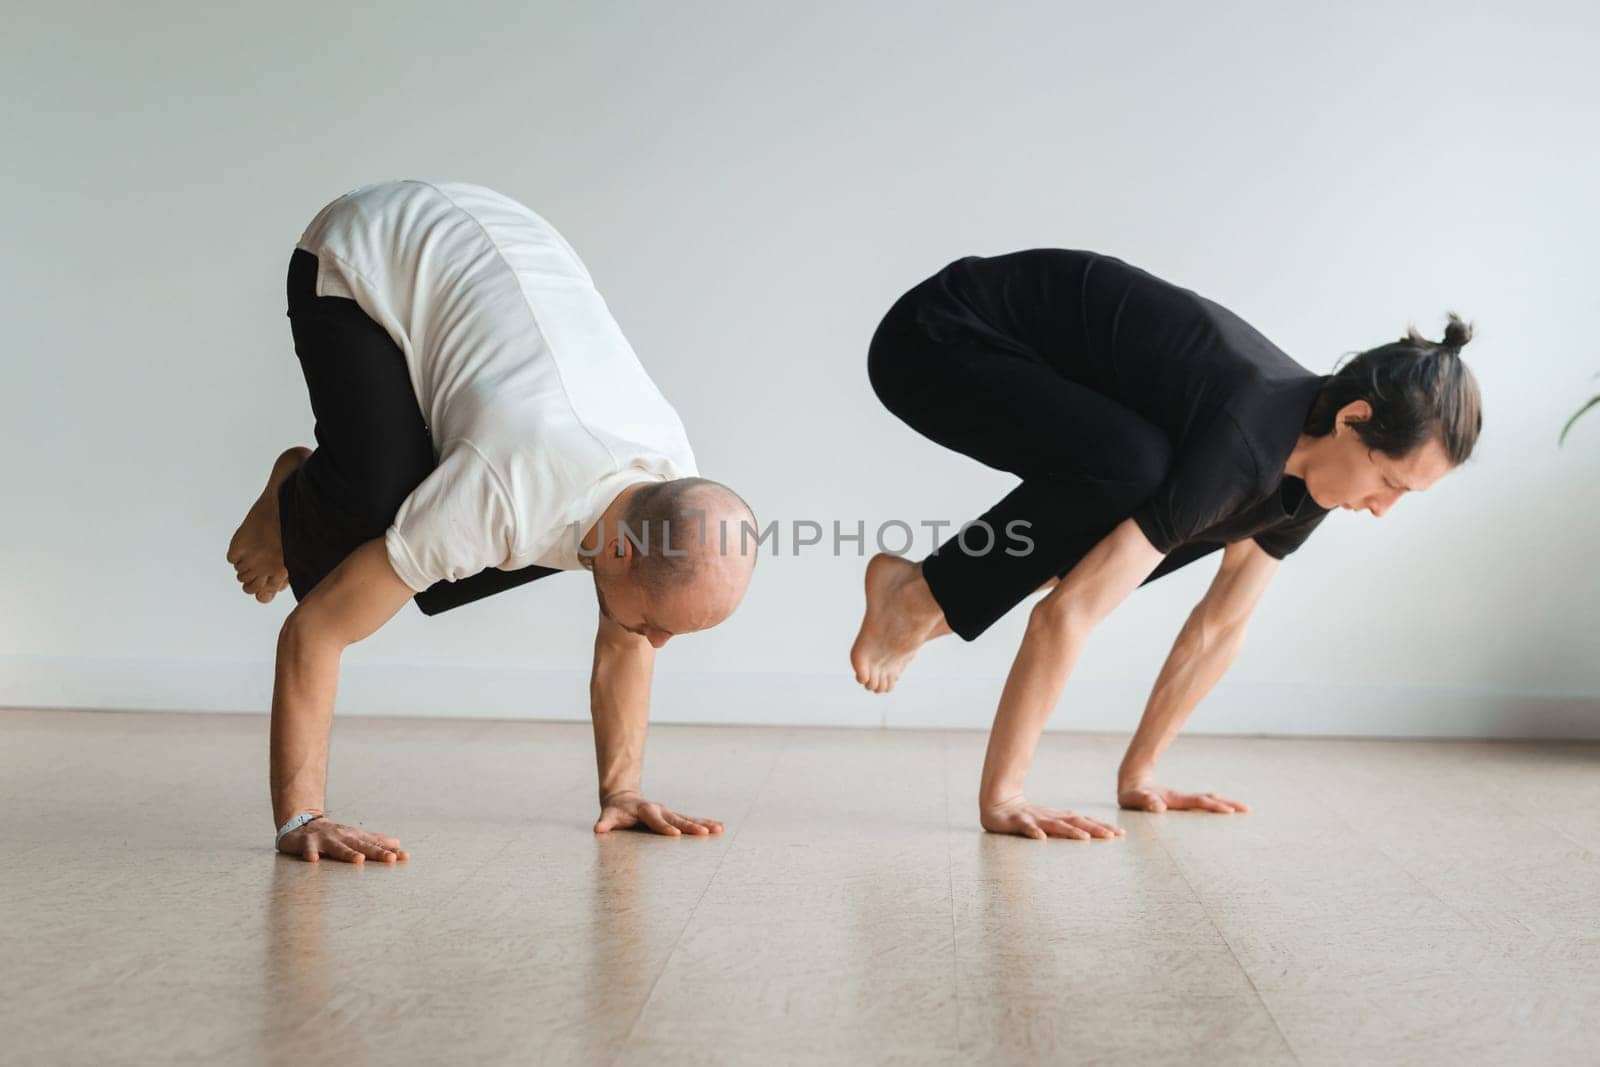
[849,553,952,694]
[227,446,310,604]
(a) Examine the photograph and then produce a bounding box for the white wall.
[3,1,1597,738]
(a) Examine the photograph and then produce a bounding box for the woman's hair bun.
[1405,312,1474,356]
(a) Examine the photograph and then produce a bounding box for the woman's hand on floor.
[276,818,409,863]
[1118,784,1250,814]
[980,797,1125,841]
[594,791,724,837]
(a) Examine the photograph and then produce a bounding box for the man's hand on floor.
[276,818,410,863]
[1118,783,1250,814]
[594,791,724,837]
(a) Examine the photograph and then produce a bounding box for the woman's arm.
[978,517,1165,839]
[270,537,417,862]
[1117,537,1280,813]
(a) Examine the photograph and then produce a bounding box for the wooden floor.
[1,709,1596,1065]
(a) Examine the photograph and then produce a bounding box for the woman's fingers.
[1118,789,1156,812]
[667,812,709,835]
[1138,791,1169,813]
[997,805,1126,841]
[1170,791,1248,813]
[639,804,681,836]
[1036,807,1123,838]
[594,801,722,838]
[1040,818,1090,840]
[1193,793,1234,813]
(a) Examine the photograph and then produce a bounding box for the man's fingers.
[1018,815,1047,841]
[324,839,365,864]
[277,822,409,862]
[594,811,623,834]
[1070,817,1120,839]
[355,836,398,862]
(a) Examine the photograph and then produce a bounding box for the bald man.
[228,180,757,863]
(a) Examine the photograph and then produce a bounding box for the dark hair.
[1304,312,1482,465]
[618,477,754,595]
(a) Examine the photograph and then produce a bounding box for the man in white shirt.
[227,180,757,863]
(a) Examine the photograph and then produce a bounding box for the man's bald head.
[613,477,757,632]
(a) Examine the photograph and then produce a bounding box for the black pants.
[867,282,1222,640]
[277,248,561,615]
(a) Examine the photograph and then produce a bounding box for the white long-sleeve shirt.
[295,179,699,591]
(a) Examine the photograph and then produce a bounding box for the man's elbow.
[277,604,345,660]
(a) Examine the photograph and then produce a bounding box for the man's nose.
[648,631,671,649]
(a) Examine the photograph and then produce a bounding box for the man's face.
[593,570,677,648]
[1309,401,1455,516]
[591,547,747,649]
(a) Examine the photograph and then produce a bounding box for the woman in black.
[850,249,1482,840]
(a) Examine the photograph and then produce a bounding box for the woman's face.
[1306,400,1455,515]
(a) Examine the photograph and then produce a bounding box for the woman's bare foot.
[226,446,310,604]
[849,553,953,693]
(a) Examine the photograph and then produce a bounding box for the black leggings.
[866,282,1222,641]
[276,248,560,615]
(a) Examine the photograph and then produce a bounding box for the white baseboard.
[1,656,1595,739]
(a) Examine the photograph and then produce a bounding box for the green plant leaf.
[1559,394,1600,447]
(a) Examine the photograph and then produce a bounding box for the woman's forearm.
[978,601,1092,808]
[1118,612,1247,788]
[268,618,344,827]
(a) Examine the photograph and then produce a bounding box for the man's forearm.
[269,618,343,827]
[589,626,656,804]
[1118,610,1247,787]
[979,602,1093,808]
